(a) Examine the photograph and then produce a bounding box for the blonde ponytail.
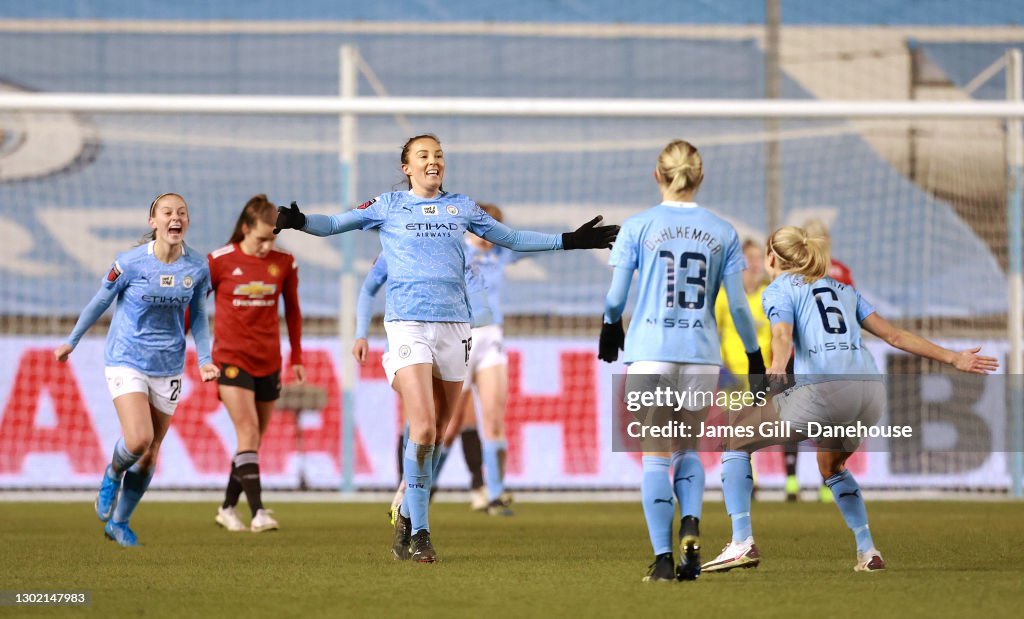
[657,140,704,197]
[768,225,830,282]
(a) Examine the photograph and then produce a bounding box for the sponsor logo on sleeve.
[356,197,377,210]
[106,262,123,282]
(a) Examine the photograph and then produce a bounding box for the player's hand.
[274,201,306,234]
[562,216,619,250]
[766,361,788,387]
[53,343,73,363]
[292,364,306,385]
[951,346,999,374]
[598,319,625,363]
[352,338,369,365]
[199,363,220,382]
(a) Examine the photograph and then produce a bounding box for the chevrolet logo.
[233,281,277,298]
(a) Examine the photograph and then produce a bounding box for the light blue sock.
[432,445,449,480]
[641,456,674,556]
[399,424,412,519]
[110,437,141,477]
[112,462,154,524]
[672,450,705,520]
[404,441,434,534]
[825,469,874,554]
[721,451,754,543]
[482,439,507,502]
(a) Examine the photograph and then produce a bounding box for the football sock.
[110,437,141,477]
[671,450,705,520]
[395,433,405,484]
[432,444,449,480]
[112,462,154,524]
[461,427,484,489]
[825,469,874,554]
[721,451,754,543]
[482,438,507,502]
[404,441,434,534]
[641,456,674,556]
[783,445,798,477]
[222,459,242,509]
[233,451,263,517]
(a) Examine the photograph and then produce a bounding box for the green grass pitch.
[4,501,1023,617]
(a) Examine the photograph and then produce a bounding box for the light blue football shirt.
[355,252,493,339]
[762,272,880,382]
[68,241,212,376]
[608,202,745,365]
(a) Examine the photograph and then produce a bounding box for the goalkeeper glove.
[274,201,306,234]
[562,216,619,250]
[598,318,625,363]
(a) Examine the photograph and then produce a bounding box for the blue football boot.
[104,520,141,547]
[95,465,121,522]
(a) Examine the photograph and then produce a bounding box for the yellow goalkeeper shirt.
[715,282,771,388]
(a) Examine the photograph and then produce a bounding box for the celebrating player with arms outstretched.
[275,133,618,563]
[600,140,766,582]
[209,194,304,534]
[702,225,998,573]
[54,193,219,546]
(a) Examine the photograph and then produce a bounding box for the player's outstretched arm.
[562,216,620,250]
[273,201,306,234]
[275,201,369,237]
[480,217,619,252]
[55,284,119,362]
[861,313,999,374]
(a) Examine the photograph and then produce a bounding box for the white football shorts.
[104,366,185,415]
[382,320,472,385]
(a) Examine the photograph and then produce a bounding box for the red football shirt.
[208,243,302,376]
[829,258,854,286]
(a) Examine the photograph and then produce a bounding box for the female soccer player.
[702,225,998,573]
[352,253,491,521]
[276,133,617,563]
[54,193,219,547]
[457,203,528,516]
[208,194,304,533]
[600,139,766,582]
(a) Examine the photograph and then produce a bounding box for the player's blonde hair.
[656,139,704,196]
[767,225,830,282]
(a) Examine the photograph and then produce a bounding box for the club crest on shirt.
[422,205,438,216]
[399,345,412,359]
[160,275,175,287]
[268,263,280,277]
[446,205,459,215]
[182,275,194,289]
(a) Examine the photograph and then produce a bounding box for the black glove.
[562,216,619,250]
[746,349,768,395]
[598,319,625,363]
[274,201,306,234]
